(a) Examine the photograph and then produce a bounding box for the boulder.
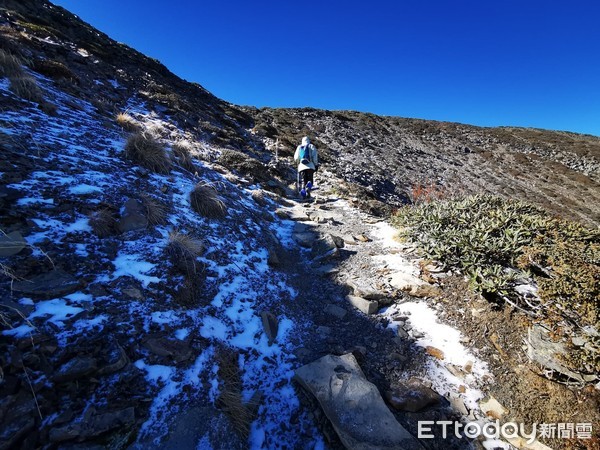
[311,234,343,259]
[12,270,81,298]
[118,198,148,232]
[0,231,27,257]
[385,378,442,412]
[295,354,423,450]
[143,337,192,363]
[346,295,378,315]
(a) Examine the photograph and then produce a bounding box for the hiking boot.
[300,189,307,198]
[306,181,313,190]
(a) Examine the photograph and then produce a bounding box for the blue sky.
[52,0,600,136]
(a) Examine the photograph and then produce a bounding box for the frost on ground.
[0,71,318,448]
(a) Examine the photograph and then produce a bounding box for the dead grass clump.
[172,140,196,172]
[31,59,78,82]
[251,189,267,206]
[140,194,168,225]
[190,182,227,219]
[9,76,43,103]
[0,49,24,78]
[166,230,204,276]
[116,112,140,132]
[124,131,171,174]
[215,346,254,437]
[89,208,117,237]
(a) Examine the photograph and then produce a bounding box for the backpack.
[299,145,312,165]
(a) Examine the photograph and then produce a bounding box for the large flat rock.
[295,353,423,450]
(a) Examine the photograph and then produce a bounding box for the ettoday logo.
[418,420,594,443]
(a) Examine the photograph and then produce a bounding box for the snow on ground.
[1,72,316,448]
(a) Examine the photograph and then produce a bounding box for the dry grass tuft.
[0,49,24,78]
[251,189,268,206]
[166,230,204,276]
[9,76,43,103]
[172,140,196,172]
[89,208,117,237]
[116,112,140,132]
[215,346,254,437]
[140,194,168,225]
[190,182,227,219]
[124,131,171,174]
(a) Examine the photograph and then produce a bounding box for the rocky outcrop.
[295,353,423,450]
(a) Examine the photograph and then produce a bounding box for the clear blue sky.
[52,0,600,136]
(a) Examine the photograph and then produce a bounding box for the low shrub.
[9,76,43,103]
[190,182,227,219]
[393,194,599,376]
[218,149,268,181]
[124,131,171,174]
[31,59,78,82]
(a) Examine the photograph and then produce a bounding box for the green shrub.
[124,131,171,173]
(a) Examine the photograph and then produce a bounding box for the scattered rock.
[345,295,378,315]
[118,198,148,232]
[0,231,27,257]
[342,234,357,245]
[448,393,469,416]
[12,269,82,298]
[98,342,129,375]
[396,327,409,339]
[324,304,347,319]
[425,346,445,360]
[53,356,98,383]
[293,232,314,248]
[122,286,144,300]
[527,325,598,383]
[354,234,370,242]
[143,337,192,363]
[385,378,442,412]
[346,279,386,300]
[295,354,423,450]
[260,311,279,345]
[480,395,508,420]
[388,272,441,297]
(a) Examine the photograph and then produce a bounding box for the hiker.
[294,136,319,198]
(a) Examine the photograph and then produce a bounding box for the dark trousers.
[299,169,314,189]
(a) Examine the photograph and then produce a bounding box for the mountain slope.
[246,107,600,227]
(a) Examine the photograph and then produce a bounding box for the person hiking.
[294,136,319,199]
